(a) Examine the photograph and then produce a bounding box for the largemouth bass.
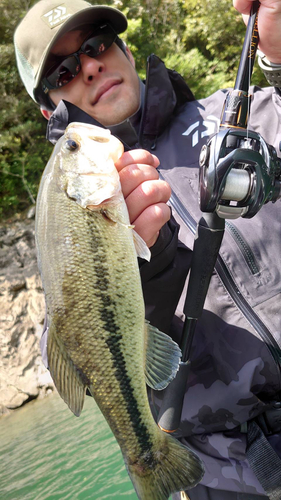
[35,122,204,499]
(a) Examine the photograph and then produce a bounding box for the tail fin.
[125,431,204,500]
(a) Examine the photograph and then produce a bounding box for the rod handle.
[157,362,190,433]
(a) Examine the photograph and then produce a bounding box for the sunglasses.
[42,24,117,92]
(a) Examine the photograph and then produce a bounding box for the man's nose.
[80,54,105,82]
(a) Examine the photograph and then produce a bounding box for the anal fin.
[47,325,87,416]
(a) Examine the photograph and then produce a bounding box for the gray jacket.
[45,55,281,495]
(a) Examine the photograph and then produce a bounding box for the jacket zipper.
[225,221,260,275]
[160,176,281,372]
[214,257,281,369]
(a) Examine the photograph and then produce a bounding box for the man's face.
[48,29,140,126]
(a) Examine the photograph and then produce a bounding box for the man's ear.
[41,108,52,120]
[125,46,136,68]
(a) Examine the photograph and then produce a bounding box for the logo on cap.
[41,4,72,28]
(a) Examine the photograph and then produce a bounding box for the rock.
[0,213,55,414]
[27,205,36,219]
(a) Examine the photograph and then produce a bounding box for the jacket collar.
[46,55,194,149]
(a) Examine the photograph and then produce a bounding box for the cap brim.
[34,5,127,93]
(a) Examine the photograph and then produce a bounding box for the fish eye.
[65,139,80,151]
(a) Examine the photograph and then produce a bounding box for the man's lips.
[92,79,122,105]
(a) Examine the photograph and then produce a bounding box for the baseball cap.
[14,0,127,107]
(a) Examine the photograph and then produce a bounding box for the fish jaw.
[65,171,124,209]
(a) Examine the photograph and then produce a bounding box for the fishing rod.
[158,0,281,433]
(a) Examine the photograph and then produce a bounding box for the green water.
[0,393,138,499]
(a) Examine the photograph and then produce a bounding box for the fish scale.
[35,122,204,499]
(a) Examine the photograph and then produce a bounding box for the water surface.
[0,393,137,499]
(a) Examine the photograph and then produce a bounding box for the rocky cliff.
[0,208,54,415]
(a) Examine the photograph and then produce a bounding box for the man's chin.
[87,107,128,127]
[76,95,140,126]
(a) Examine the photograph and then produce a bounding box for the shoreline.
[0,207,54,415]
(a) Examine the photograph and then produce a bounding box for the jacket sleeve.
[139,214,192,335]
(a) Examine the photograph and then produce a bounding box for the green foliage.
[0,0,52,219]
[0,0,269,220]
[120,0,267,94]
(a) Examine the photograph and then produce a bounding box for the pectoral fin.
[101,210,151,261]
[101,208,127,224]
[47,325,86,416]
[144,321,181,390]
[133,230,151,261]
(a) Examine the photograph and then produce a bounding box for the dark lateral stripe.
[86,213,153,457]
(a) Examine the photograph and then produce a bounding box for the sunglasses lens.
[81,29,116,57]
[45,56,80,88]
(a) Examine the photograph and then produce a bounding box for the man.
[14,1,281,499]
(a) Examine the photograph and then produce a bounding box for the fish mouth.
[92,79,122,105]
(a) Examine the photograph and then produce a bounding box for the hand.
[233,0,281,63]
[114,149,171,248]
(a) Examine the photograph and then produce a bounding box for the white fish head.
[57,122,124,208]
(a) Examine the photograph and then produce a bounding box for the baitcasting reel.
[199,126,281,219]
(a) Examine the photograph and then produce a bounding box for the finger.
[233,0,281,62]
[126,179,171,223]
[118,164,159,198]
[233,0,254,15]
[133,203,171,248]
[115,149,160,171]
